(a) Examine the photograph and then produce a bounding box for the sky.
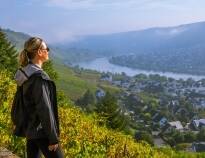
[1,0,205,43]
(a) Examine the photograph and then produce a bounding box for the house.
[169,121,184,130]
[96,89,105,98]
[112,80,121,86]
[121,82,130,88]
[100,74,112,82]
[159,117,168,127]
[162,121,183,133]
[152,113,168,128]
[190,119,205,130]
[200,100,205,108]
[192,142,205,152]
[175,107,188,115]
[184,123,191,131]
[198,90,205,95]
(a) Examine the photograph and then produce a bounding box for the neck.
[31,59,43,68]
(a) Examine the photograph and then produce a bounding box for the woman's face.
[38,41,49,62]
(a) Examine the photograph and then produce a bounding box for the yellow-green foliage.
[0,69,26,156]
[0,69,16,105]
[59,107,168,158]
[1,70,205,158]
[0,103,168,158]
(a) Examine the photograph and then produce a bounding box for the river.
[75,58,205,80]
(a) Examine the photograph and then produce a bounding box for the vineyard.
[1,70,205,158]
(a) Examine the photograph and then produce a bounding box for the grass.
[53,61,121,101]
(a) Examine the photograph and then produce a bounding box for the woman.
[14,37,64,158]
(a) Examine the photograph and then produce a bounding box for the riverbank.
[75,58,205,81]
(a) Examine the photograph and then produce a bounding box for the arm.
[33,77,59,145]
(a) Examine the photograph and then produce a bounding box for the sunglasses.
[41,47,50,52]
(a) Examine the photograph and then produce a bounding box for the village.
[99,72,205,152]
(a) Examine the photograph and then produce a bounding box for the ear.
[37,49,43,57]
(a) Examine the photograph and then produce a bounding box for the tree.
[96,92,128,130]
[124,94,143,112]
[184,131,196,143]
[134,73,148,82]
[135,131,154,146]
[42,60,58,80]
[197,128,205,141]
[76,89,96,112]
[173,131,184,144]
[143,113,151,122]
[0,29,18,74]
[57,90,74,107]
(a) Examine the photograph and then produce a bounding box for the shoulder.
[30,70,51,81]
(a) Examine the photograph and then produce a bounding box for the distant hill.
[1,28,58,58]
[61,21,205,75]
[2,28,98,64]
[64,21,205,56]
[4,21,205,61]
[2,29,30,50]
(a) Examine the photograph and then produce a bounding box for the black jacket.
[14,63,59,145]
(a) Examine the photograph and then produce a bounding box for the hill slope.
[0,70,204,157]
[64,21,205,56]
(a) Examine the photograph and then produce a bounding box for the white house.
[191,119,205,130]
[96,89,105,98]
[162,121,184,133]
[169,121,183,130]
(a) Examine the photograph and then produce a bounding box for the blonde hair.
[19,37,43,67]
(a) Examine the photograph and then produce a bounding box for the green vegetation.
[0,29,18,74]
[135,131,154,146]
[42,60,58,80]
[110,50,205,75]
[1,28,205,158]
[75,89,96,112]
[1,70,205,157]
[96,92,129,131]
[53,62,98,100]
[2,28,30,51]
[53,62,121,100]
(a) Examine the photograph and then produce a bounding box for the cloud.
[169,28,186,35]
[46,28,80,43]
[45,0,152,10]
[155,27,187,36]
[46,0,94,10]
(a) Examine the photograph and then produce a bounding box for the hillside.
[1,28,205,157]
[53,62,120,100]
[0,70,204,157]
[2,29,30,50]
[64,21,205,56]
